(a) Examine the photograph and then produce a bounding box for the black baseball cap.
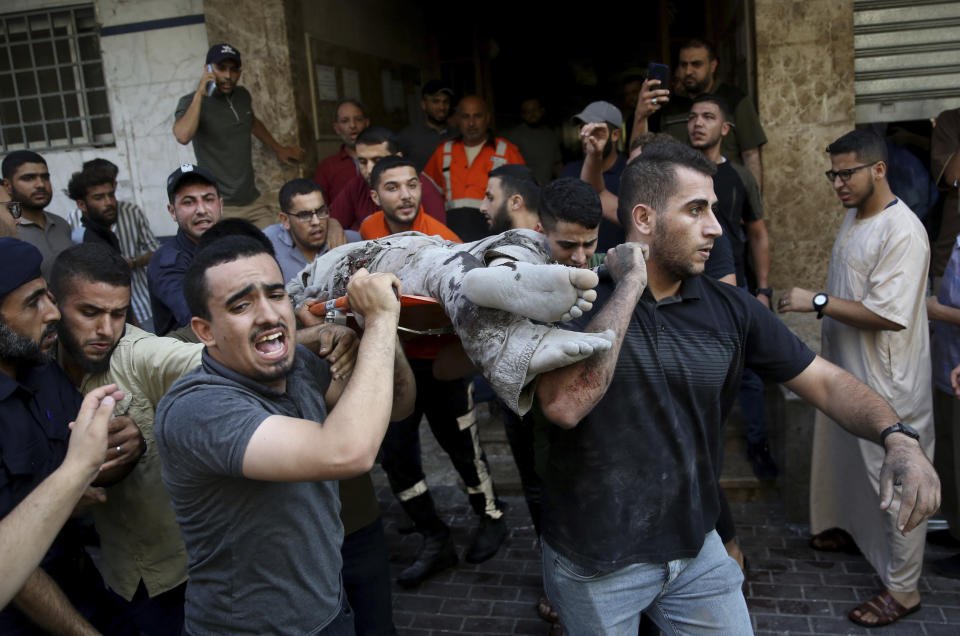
[167,164,218,202]
[205,43,241,66]
[422,80,453,98]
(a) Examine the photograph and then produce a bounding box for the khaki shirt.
[81,326,202,600]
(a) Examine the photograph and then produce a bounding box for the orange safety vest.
[426,138,525,211]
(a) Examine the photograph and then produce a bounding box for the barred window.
[0,4,113,151]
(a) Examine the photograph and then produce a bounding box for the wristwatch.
[880,422,920,449]
[813,293,829,319]
[755,287,773,299]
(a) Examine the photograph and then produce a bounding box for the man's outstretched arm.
[241,269,404,481]
[784,355,940,534]
[536,242,647,428]
[251,116,304,167]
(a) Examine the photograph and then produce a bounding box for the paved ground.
[371,402,960,635]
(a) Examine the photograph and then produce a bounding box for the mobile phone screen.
[647,62,670,88]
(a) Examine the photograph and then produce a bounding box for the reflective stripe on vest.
[441,140,454,202]
[446,197,484,211]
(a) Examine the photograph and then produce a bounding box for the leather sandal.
[848,590,920,627]
[809,528,860,554]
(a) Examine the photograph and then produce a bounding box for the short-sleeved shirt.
[330,172,446,231]
[81,327,202,600]
[147,230,196,335]
[397,122,454,173]
[314,145,359,204]
[540,275,814,571]
[561,154,628,251]
[713,159,763,286]
[16,211,73,280]
[263,223,329,284]
[659,82,768,162]
[155,346,342,635]
[175,86,259,206]
[0,363,87,630]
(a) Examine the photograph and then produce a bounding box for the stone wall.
[755,0,856,350]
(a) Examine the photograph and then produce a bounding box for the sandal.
[536,594,559,624]
[809,528,860,554]
[848,591,920,627]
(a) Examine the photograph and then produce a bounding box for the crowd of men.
[0,35,957,635]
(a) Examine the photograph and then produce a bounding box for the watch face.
[899,422,920,438]
[814,293,828,305]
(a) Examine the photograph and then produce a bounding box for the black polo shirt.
[540,274,814,570]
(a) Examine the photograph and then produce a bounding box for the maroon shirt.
[314,145,359,203]
[329,172,447,231]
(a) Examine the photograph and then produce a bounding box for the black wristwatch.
[755,287,773,299]
[813,293,829,319]
[880,422,920,449]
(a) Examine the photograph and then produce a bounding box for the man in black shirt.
[534,143,940,634]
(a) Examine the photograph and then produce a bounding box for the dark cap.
[422,80,453,98]
[572,101,624,128]
[166,164,218,203]
[205,43,241,66]
[0,238,43,301]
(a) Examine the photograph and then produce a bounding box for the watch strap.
[880,422,919,448]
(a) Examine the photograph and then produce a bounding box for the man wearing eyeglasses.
[1,199,21,238]
[779,129,933,628]
[264,179,332,283]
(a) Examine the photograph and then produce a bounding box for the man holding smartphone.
[173,44,304,229]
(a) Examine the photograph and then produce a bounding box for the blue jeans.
[542,530,751,635]
[341,518,396,635]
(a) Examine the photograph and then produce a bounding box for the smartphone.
[206,64,216,96]
[647,62,670,89]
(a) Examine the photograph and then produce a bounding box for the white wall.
[5,0,209,236]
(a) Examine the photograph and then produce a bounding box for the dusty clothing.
[81,327,201,600]
[287,229,552,414]
[810,199,933,592]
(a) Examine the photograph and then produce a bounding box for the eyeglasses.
[284,207,329,222]
[825,162,877,183]
[1,201,22,219]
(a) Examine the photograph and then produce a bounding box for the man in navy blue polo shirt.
[147,164,223,335]
[534,143,940,634]
[0,238,137,634]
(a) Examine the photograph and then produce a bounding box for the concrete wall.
[4,0,206,236]
[755,0,857,350]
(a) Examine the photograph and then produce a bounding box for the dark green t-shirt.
[175,86,259,206]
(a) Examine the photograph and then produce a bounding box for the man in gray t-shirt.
[154,234,414,634]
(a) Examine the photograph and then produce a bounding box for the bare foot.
[463,263,599,323]
[526,328,615,382]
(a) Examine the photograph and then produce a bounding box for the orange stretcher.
[308,293,453,336]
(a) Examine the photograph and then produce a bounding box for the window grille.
[0,4,113,151]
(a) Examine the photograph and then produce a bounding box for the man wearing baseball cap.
[173,43,303,229]
[147,164,223,335]
[560,100,628,251]
[397,80,456,173]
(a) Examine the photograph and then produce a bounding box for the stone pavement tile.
[752,613,812,632]
[512,618,550,634]
[461,616,520,633]
[439,598,493,616]
[410,612,465,631]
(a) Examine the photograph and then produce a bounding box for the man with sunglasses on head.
[264,179,333,283]
[779,129,933,628]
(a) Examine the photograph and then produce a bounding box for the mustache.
[251,322,288,343]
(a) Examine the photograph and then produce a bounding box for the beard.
[0,321,56,368]
[652,219,701,282]
[489,203,513,234]
[57,322,115,375]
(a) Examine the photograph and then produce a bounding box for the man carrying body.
[148,164,223,335]
[423,95,525,241]
[779,130,934,627]
[397,81,455,173]
[154,233,414,634]
[174,43,303,229]
[331,126,445,233]
[2,151,72,279]
[644,38,767,188]
[66,159,160,328]
[0,238,140,634]
[688,95,777,478]
[534,143,939,634]
[315,99,370,203]
[361,156,510,585]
